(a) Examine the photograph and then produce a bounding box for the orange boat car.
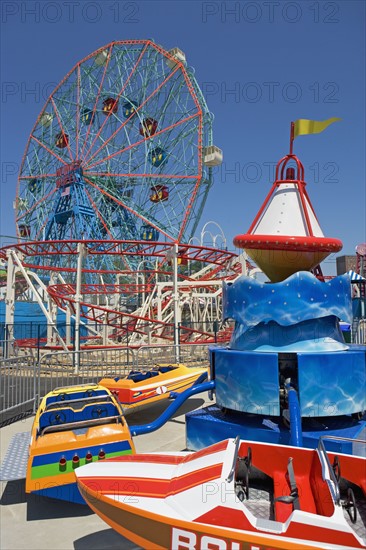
[100,363,208,412]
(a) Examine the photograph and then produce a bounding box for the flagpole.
[289,121,294,155]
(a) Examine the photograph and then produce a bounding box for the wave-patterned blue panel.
[230,315,348,352]
[298,350,366,416]
[223,272,352,330]
[214,349,280,415]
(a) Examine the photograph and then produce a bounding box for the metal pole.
[66,306,71,346]
[5,250,16,358]
[172,243,180,363]
[127,326,130,367]
[4,324,8,359]
[37,324,40,365]
[142,268,145,306]
[74,242,85,375]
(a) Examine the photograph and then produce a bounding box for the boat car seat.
[45,388,108,406]
[38,402,120,435]
[158,365,177,373]
[127,370,159,382]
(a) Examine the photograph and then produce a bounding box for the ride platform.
[186,405,366,456]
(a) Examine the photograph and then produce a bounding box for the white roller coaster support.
[99,274,109,307]
[136,278,232,344]
[127,245,249,346]
[171,244,180,361]
[66,305,71,345]
[5,251,17,356]
[115,273,124,311]
[99,275,113,345]
[157,285,162,321]
[102,314,110,346]
[6,249,69,352]
[239,251,248,275]
[47,272,58,346]
[54,272,100,342]
[74,243,86,373]
[189,261,218,280]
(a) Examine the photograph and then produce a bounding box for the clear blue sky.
[1,0,365,275]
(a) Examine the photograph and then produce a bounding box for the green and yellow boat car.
[25,383,135,504]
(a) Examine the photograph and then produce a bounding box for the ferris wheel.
[15,40,222,251]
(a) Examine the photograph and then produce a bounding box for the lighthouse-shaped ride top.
[234,149,342,282]
[186,123,366,455]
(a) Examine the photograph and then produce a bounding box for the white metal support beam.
[74,242,86,373]
[7,249,69,352]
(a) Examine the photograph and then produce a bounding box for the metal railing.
[0,342,215,425]
[0,338,16,359]
[134,343,211,370]
[0,355,38,424]
[38,347,136,398]
[1,320,230,359]
[354,319,366,344]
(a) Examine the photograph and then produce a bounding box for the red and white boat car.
[76,436,366,550]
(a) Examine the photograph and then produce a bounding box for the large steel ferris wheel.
[16,40,222,255]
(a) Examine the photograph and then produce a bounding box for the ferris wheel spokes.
[79,44,114,160]
[82,60,181,166]
[81,43,150,164]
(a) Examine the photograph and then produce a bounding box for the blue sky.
[1,0,365,275]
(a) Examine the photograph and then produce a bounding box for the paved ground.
[0,394,210,550]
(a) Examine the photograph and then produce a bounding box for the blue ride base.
[186,273,366,455]
[186,405,366,455]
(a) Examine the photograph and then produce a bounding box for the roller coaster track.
[47,282,226,344]
[1,240,248,347]
[0,240,238,270]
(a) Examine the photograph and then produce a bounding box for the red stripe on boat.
[80,463,223,498]
[108,454,184,465]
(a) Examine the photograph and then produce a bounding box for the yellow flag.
[293,117,341,138]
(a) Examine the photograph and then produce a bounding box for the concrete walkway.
[1,394,209,550]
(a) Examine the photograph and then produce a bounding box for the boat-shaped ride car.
[100,363,207,412]
[26,383,135,504]
[76,436,366,549]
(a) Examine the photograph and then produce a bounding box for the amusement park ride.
[1,38,365,550]
[74,120,366,549]
[15,41,221,249]
[2,40,246,350]
[185,120,366,456]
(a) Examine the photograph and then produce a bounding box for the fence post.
[74,242,85,375]
[4,324,8,359]
[213,320,218,343]
[37,324,40,364]
[34,355,40,412]
[127,326,130,367]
